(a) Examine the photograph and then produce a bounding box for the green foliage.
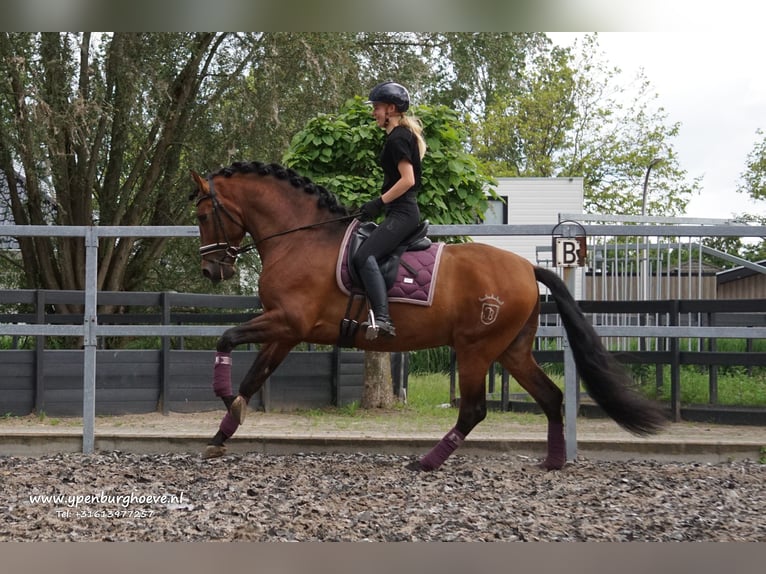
[283,97,496,227]
[649,367,766,407]
[405,372,454,412]
[469,34,700,217]
[739,128,766,203]
[2,31,760,300]
[408,347,453,374]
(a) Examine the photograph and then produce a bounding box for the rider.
[353,81,427,338]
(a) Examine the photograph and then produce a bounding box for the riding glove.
[359,197,385,220]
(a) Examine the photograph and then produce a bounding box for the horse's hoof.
[538,458,565,471]
[405,459,426,472]
[230,395,247,424]
[202,445,227,459]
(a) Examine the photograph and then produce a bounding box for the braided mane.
[214,161,351,216]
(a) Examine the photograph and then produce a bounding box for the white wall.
[476,177,584,265]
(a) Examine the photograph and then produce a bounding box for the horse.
[190,161,666,471]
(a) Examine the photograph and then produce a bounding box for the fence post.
[331,346,340,406]
[563,266,578,461]
[669,299,681,422]
[449,349,457,406]
[82,227,98,454]
[34,289,45,414]
[160,291,171,415]
[708,311,718,404]
[500,367,509,412]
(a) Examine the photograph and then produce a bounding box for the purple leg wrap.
[213,352,232,398]
[544,421,566,468]
[419,426,466,471]
[219,411,239,438]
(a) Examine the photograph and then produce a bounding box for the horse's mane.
[213,161,351,217]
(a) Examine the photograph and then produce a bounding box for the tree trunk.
[360,350,395,409]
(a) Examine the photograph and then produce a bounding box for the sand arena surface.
[2,450,764,542]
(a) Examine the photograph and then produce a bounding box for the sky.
[548,31,766,220]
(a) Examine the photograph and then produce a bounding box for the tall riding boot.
[358,255,396,337]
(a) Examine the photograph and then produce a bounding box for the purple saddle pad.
[335,221,444,306]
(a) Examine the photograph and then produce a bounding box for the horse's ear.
[188,170,209,201]
[190,170,205,187]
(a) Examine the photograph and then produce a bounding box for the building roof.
[716,260,766,284]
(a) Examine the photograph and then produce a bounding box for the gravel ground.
[2,451,764,542]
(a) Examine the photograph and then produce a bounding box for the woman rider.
[354,81,427,338]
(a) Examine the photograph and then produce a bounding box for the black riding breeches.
[351,209,420,273]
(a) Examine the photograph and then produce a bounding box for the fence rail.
[2,220,765,457]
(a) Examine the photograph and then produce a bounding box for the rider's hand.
[359,197,384,221]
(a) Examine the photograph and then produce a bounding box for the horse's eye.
[197,214,208,223]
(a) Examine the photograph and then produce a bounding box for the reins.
[252,212,360,247]
[197,175,359,261]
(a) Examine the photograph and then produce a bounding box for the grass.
[2,365,763,429]
[293,372,546,431]
[468,364,766,408]
[382,365,766,421]
[277,365,766,436]
[647,367,766,407]
[297,363,766,424]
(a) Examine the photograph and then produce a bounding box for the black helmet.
[367,81,410,112]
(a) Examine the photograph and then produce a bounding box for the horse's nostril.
[202,268,212,279]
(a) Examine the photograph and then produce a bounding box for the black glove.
[359,197,385,221]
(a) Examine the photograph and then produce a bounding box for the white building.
[478,176,584,265]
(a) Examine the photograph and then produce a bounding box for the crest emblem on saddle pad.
[479,295,504,325]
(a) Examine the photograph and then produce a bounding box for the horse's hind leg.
[498,325,566,470]
[410,352,489,471]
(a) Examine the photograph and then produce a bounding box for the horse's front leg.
[204,341,295,458]
[409,355,488,471]
[204,312,299,459]
[209,311,264,413]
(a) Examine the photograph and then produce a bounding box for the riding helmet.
[367,81,410,112]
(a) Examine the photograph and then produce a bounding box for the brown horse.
[190,161,666,470]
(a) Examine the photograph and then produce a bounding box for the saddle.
[337,219,442,346]
[346,220,432,289]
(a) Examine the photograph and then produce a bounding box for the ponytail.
[399,114,427,160]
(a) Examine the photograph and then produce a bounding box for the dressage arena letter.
[554,237,586,267]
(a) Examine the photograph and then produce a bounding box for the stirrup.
[363,310,396,340]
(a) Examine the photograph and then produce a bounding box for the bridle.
[196,177,255,267]
[196,175,358,266]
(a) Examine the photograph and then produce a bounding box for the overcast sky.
[548,31,766,220]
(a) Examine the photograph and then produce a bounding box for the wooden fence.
[0,289,364,416]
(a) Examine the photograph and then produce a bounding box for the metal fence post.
[82,227,98,454]
[669,299,681,422]
[563,266,578,461]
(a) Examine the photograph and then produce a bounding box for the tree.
[0,33,242,308]
[554,35,700,216]
[283,96,495,408]
[739,129,766,205]
[283,97,494,224]
[422,33,550,121]
[472,43,577,177]
[442,33,700,216]
[734,129,766,261]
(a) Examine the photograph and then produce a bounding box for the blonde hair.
[399,114,427,160]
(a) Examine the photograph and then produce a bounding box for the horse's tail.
[534,266,667,436]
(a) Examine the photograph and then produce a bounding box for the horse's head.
[190,170,246,283]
